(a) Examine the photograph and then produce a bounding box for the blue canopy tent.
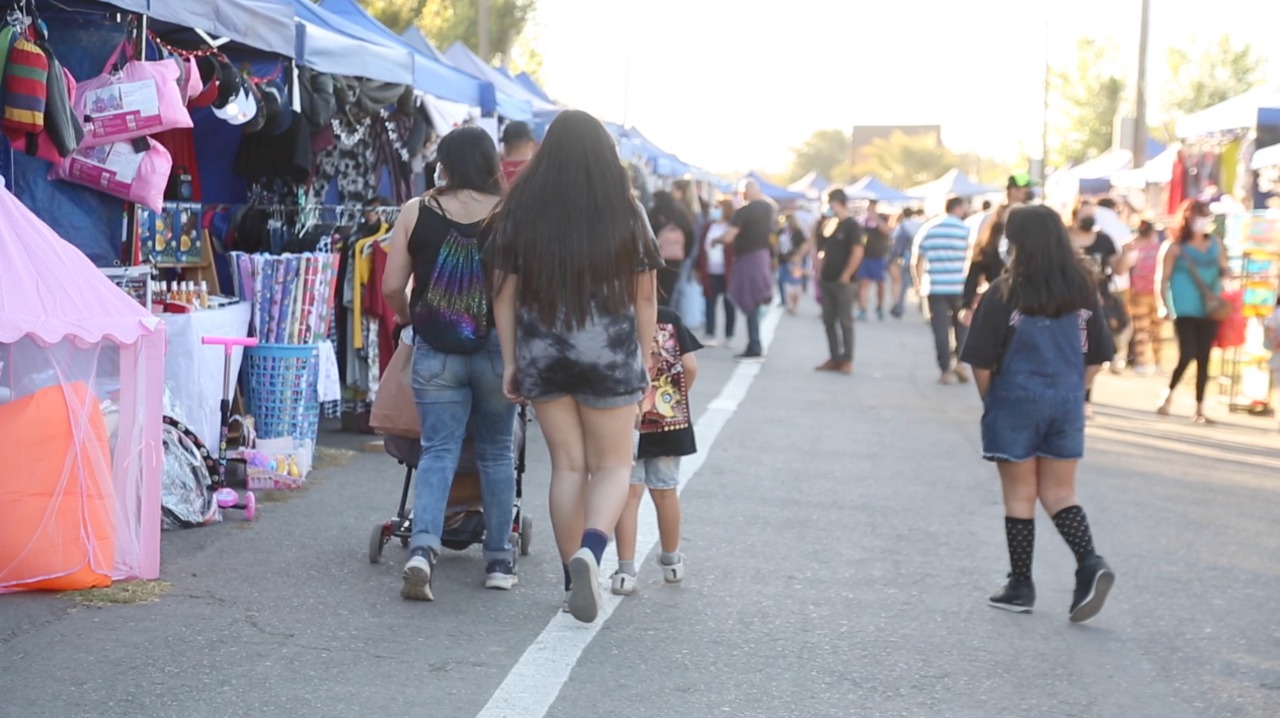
[516,72,554,104]
[845,176,917,203]
[399,25,449,64]
[787,171,831,200]
[443,42,557,121]
[294,4,413,84]
[745,172,805,202]
[313,0,487,109]
[100,0,297,57]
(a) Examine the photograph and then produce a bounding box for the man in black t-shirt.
[816,189,865,374]
[858,202,892,320]
[717,180,777,361]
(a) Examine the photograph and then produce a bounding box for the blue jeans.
[410,334,517,562]
[745,306,764,355]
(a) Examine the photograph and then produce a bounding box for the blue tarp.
[746,172,805,202]
[294,5,413,84]
[316,0,486,109]
[444,41,556,120]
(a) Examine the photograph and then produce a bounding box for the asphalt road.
[2,301,1278,718]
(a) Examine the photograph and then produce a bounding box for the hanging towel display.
[74,40,192,148]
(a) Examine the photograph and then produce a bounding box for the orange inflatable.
[0,382,115,592]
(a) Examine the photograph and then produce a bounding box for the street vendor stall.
[1218,210,1280,414]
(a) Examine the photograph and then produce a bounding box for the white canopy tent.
[1176,85,1280,138]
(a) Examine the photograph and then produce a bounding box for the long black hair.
[974,203,1010,261]
[1001,205,1098,317]
[434,125,502,197]
[649,190,695,252]
[491,110,656,331]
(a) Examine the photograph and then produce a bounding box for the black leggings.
[1170,317,1219,402]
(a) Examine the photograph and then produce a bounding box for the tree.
[788,129,851,183]
[361,0,537,67]
[852,131,956,189]
[1165,34,1267,116]
[1048,38,1126,169]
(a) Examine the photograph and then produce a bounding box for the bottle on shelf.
[199,281,209,309]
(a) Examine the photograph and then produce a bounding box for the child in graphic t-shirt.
[613,307,702,595]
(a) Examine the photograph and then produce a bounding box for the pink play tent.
[0,181,164,592]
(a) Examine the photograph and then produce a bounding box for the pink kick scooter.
[202,336,259,520]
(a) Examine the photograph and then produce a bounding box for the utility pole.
[477,0,491,62]
[1040,14,1051,185]
[1133,0,1151,167]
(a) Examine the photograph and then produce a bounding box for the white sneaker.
[401,551,434,601]
[702,336,721,347]
[611,570,637,596]
[562,590,571,613]
[567,547,601,622]
[661,554,685,584]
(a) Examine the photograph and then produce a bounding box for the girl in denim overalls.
[960,205,1117,624]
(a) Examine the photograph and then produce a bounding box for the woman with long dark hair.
[649,190,696,306]
[959,205,1116,623]
[959,203,1011,327]
[382,125,518,601]
[490,110,662,623]
[1156,198,1230,423]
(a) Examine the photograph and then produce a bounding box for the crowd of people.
[376,110,1276,627]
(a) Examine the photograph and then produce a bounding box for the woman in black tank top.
[381,126,519,601]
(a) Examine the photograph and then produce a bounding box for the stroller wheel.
[519,515,532,556]
[399,537,410,548]
[368,524,387,564]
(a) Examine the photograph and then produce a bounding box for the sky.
[529,0,1280,176]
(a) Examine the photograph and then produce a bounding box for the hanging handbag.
[74,40,192,148]
[369,336,420,440]
[50,136,173,211]
[1181,250,1231,322]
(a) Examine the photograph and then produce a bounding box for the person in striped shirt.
[913,196,973,384]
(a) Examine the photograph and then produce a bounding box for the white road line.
[476,307,784,718]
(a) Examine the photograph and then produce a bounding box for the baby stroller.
[368,406,532,564]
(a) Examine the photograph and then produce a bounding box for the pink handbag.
[50,138,173,211]
[74,41,192,148]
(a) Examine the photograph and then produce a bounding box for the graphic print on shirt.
[1008,308,1094,352]
[640,321,690,434]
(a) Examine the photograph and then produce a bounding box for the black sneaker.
[1069,555,1115,624]
[484,559,519,590]
[734,352,766,364]
[988,577,1036,613]
[401,547,435,601]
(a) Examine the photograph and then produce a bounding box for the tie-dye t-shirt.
[497,203,664,406]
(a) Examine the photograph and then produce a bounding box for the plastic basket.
[244,344,320,442]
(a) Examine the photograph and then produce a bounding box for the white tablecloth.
[162,302,253,447]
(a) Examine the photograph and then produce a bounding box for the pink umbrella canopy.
[0,183,161,346]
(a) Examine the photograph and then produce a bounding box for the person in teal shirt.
[1155,198,1231,423]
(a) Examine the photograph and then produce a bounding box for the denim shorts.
[981,389,1085,462]
[632,456,680,489]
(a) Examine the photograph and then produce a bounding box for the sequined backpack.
[412,213,490,355]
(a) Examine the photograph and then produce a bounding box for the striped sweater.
[913,215,970,297]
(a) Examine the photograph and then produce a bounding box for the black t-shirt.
[1080,232,1117,296]
[637,307,703,459]
[408,198,496,327]
[862,222,890,260]
[960,277,1115,370]
[730,200,775,256]
[818,216,865,283]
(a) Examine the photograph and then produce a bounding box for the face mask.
[433,163,447,188]
[709,208,723,222]
[822,208,835,218]
[1192,217,1212,234]
[1078,217,1096,232]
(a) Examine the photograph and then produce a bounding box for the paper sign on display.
[82,79,163,141]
